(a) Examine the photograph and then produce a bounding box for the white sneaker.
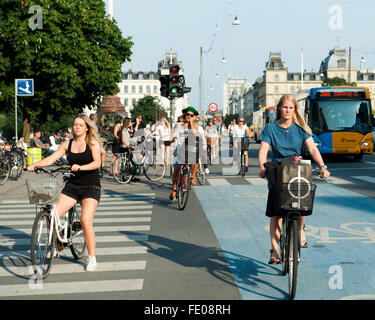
[86,256,97,272]
[204,168,209,174]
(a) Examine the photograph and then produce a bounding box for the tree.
[322,77,357,87]
[131,96,167,124]
[0,0,133,143]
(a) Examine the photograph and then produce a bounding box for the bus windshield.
[311,100,372,134]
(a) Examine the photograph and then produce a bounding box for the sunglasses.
[239,120,244,122]
[185,113,195,117]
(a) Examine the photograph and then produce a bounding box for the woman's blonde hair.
[276,94,311,135]
[161,117,170,130]
[121,117,131,132]
[73,114,102,148]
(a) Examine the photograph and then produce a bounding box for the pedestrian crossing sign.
[16,79,34,96]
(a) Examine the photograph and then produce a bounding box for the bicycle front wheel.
[196,164,205,185]
[288,218,299,300]
[30,210,55,279]
[69,202,86,259]
[177,167,191,210]
[240,152,246,176]
[0,158,10,186]
[113,156,133,184]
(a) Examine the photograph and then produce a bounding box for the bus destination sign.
[316,89,366,99]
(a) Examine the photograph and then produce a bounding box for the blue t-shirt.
[260,120,312,162]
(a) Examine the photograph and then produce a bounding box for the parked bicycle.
[111,137,165,184]
[0,149,10,186]
[25,167,85,279]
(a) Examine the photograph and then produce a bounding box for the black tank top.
[67,139,100,186]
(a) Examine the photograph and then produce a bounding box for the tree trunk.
[22,113,31,145]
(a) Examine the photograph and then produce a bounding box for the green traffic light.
[170,87,178,94]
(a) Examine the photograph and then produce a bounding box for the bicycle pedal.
[72,221,83,232]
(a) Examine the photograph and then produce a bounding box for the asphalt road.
[0,142,374,300]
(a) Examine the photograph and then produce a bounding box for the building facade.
[222,76,250,117]
[253,48,375,112]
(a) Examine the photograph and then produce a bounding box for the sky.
[106,0,375,112]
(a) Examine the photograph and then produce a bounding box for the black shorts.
[112,142,121,154]
[62,183,101,203]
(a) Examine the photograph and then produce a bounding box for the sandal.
[169,189,177,201]
[268,249,280,264]
[300,241,308,248]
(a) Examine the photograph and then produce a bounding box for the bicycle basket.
[274,183,316,216]
[240,138,249,151]
[26,179,62,204]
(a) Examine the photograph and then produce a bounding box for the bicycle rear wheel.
[30,210,55,279]
[69,202,86,259]
[196,163,205,185]
[144,157,166,182]
[177,167,191,210]
[288,218,299,300]
[113,156,133,184]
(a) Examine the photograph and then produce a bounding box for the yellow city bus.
[295,86,374,160]
[253,106,277,143]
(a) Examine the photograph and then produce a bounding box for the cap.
[182,106,198,115]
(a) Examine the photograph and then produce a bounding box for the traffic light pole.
[170,98,176,126]
[199,46,204,125]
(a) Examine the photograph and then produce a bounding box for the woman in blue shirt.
[258,95,330,264]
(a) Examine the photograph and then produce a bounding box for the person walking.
[110,115,123,175]
[258,94,330,264]
[27,114,102,271]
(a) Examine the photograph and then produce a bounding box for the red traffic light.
[170,65,180,74]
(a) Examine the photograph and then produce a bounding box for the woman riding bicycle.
[233,117,250,173]
[258,95,330,264]
[169,106,206,201]
[27,114,102,272]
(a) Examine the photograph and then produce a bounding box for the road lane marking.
[244,177,268,185]
[207,178,231,186]
[0,279,144,297]
[351,176,375,184]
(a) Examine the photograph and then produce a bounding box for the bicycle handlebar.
[23,167,72,174]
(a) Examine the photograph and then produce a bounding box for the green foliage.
[131,96,167,124]
[0,0,133,121]
[322,77,357,87]
[223,114,239,127]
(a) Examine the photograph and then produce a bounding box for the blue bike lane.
[194,183,375,300]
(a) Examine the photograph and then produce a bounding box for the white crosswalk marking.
[0,192,154,298]
[244,177,268,185]
[207,178,231,186]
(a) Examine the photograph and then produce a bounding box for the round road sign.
[208,103,218,113]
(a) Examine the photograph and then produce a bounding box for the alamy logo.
[28,5,43,30]
[328,5,343,30]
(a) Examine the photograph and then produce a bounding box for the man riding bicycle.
[169,106,206,201]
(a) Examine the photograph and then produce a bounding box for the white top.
[49,136,58,151]
[233,125,248,138]
[205,125,218,137]
[158,125,171,141]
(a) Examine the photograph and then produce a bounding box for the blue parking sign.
[16,79,34,96]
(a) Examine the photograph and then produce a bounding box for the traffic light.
[169,65,184,98]
[159,75,169,98]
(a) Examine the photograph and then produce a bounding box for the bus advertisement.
[295,86,374,160]
[253,106,277,143]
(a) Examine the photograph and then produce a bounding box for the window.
[132,98,136,106]
[274,86,279,93]
[337,59,346,68]
[124,85,128,93]
[149,73,154,80]
[139,73,143,80]
[139,86,143,93]
[127,73,132,80]
[146,85,151,93]
[290,86,295,93]
[153,85,158,94]
[131,85,136,93]
[124,98,128,106]
[274,74,279,81]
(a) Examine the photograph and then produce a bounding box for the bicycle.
[25,167,86,279]
[0,149,10,186]
[267,162,317,300]
[239,137,249,177]
[112,137,166,184]
[196,157,206,185]
[176,162,191,210]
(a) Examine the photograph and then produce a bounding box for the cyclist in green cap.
[169,106,206,201]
